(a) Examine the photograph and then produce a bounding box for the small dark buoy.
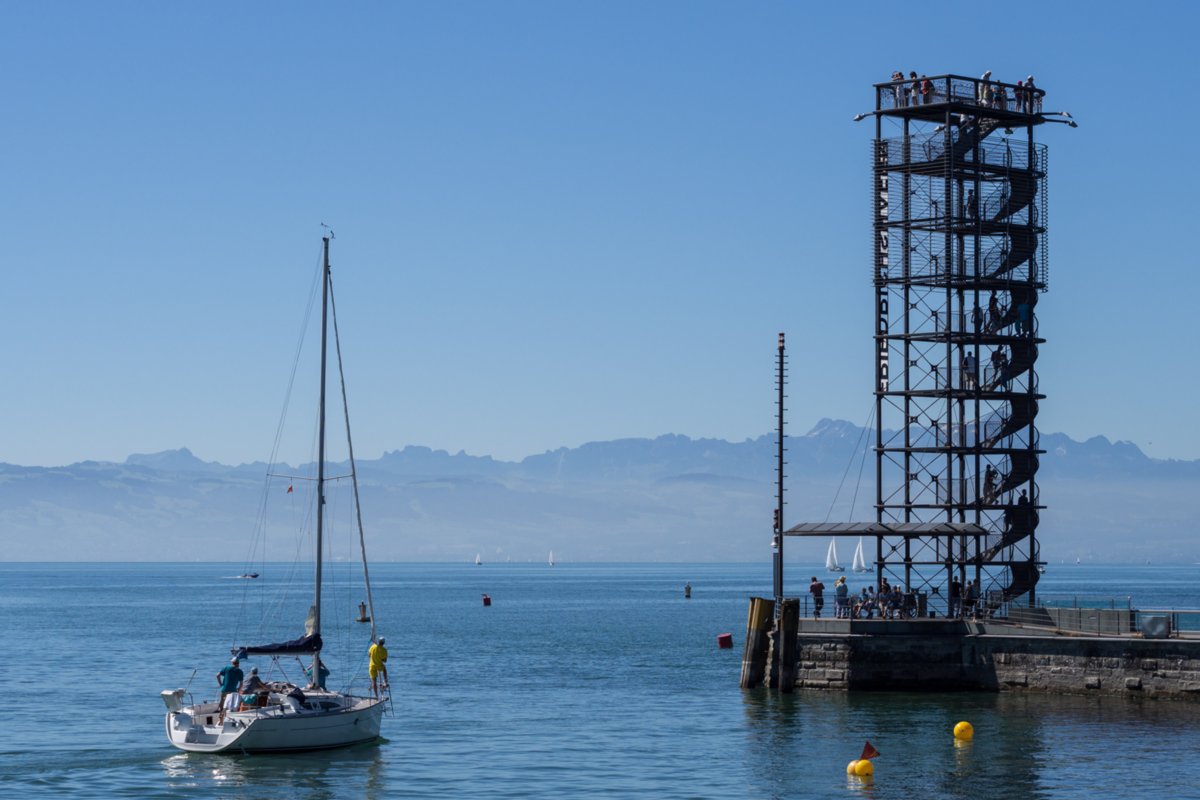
[684,582,692,599]
[482,593,492,607]
[717,632,733,649]
[356,601,370,623]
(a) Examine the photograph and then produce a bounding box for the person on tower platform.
[1026,76,1040,113]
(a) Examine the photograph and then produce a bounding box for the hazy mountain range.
[1,419,1196,563]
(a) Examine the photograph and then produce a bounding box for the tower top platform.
[874,73,1046,126]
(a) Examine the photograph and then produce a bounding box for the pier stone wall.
[794,624,1200,699]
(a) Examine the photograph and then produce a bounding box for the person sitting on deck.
[855,586,873,619]
[240,666,268,707]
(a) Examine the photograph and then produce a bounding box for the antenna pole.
[773,332,786,608]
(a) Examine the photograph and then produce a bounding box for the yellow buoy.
[953,721,974,740]
[846,760,859,774]
[854,759,874,777]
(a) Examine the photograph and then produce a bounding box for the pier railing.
[1008,596,1200,638]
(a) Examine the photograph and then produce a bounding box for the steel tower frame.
[871,74,1049,616]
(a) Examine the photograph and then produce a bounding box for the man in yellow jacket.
[368,638,388,698]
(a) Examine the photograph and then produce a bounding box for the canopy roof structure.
[784,522,990,538]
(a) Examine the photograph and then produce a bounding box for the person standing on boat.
[368,638,388,698]
[216,657,243,723]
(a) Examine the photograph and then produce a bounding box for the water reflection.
[846,773,877,798]
[739,689,1059,800]
[159,743,384,799]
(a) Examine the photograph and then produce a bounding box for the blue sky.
[3,2,1197,467]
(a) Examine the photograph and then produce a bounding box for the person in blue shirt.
[216,657,244,723]
[834,576,850,618]
[306,660,331,691]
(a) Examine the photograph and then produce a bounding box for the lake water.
[1,562,1198,799]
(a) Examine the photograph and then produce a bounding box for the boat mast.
[313,236,331,678]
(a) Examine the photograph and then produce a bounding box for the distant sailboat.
[825,539,844,573]
[475,553,482,566]
[548,550,555,567]
[851,538,868,573]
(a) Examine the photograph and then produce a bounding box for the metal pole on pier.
[773,332,785,608]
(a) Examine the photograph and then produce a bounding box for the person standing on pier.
[966,580,981,618]
[834,576,850,618]
[809,576,826,619]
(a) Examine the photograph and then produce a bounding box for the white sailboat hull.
[165,692,384,753]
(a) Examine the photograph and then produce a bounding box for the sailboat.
[825,539,844,573]
[161,237,386,753]
[851,538,869,573]
[475,553,482,566]
[548,550,555,567]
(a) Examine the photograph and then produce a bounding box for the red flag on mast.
[860,741,880,760]
[287,485,294,494]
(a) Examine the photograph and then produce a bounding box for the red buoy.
[717,632,733,649]
[482,594,492,607]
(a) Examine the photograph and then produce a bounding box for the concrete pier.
[792,619,1200,699]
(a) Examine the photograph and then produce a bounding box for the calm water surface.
[1,562,1197,799]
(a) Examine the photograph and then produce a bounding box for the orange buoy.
[717,632,733,649]
[482,593,492,607]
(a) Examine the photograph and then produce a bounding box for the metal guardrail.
[1007,597,1200,637]
[875,74,1045,114]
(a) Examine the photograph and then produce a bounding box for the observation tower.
[784,74,1072,617]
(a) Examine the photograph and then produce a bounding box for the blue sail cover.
[234,633,323,658]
